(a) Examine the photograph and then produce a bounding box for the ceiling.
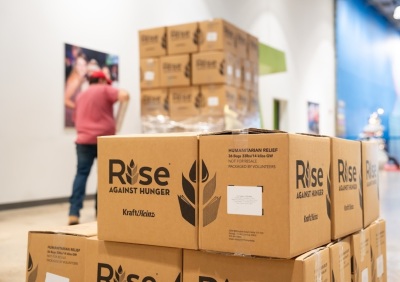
[367,0,400,29]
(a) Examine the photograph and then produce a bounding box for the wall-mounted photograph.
[307,101,320,134]
[64,44,119,127]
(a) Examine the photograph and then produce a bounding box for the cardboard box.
[192,51,235,85]
[247,33,259,62]
[236,88,249,116]
[198,18,236,53]
[199,84,237,117]
[140,88,169,117]
[247,89,259,115]
[361,141,380,228]
[169,86,200,120]
[235,27,248,59]
[97,133,199,250]
[330,138,363,239]
[26,222,97,282]
[85,237,182,281]
[233,57,243,88]
[242,59,253,90]
[160,54,191,87]
[369,219,387,282]
[350,227,372,282]
[167,22,199,55]
[183,247,330,282]
[328,236,352,282]
[198,129,331,258]
[140,58,160,89]
[139,27,167,58]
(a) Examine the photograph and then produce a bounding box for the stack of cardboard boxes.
[139,19,260,133]
[26,129,387,281]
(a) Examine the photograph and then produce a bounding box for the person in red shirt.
[68,70,129,225]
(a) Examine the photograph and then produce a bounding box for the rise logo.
[366,160,377,180]
[338,159,357,183]
[97,263,181,282]
[109,159,170,186]
[296,160,324,189]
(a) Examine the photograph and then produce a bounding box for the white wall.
[0,0,335,205]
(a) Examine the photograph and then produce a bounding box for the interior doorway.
[273,99,288,131]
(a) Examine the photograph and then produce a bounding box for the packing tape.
[340,243,345,282]
[315,250,322,282]
[377,222,382,255]
[360,229,366,263]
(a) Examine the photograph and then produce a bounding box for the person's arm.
[115,89,130,133]
[64,74,84,109]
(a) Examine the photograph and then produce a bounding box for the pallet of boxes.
[139,18,260,133]
[25,24,388,282]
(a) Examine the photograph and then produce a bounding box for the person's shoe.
[68,215,79,225]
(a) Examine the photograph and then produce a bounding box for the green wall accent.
[258,43,287,75]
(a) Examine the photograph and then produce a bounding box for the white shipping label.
[207,96,219,107]
[245,71,251,81]
[377,255,384,277]
[361,268,369,282]
[227,65,233,76]
[227,185,262,216]
[45,273,69,282]
[235,68,241,78]
[206,32,218,42]
[144,71,155,81]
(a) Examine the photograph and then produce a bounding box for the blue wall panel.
[336,0,398,141]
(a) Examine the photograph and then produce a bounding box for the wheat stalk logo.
[219,59,225,75]
[178,160,197,226]
[195,91,206,110]
[161,32,167,49]
[27,253,38,282]
[114,265,126,282]
[305,161,310,187]
[326,165,331,220]
[125,160,138,185]
[201,160,221,227]
[184,61,191,79]
[358,173,363,209]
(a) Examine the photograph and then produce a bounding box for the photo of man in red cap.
[68,69,129,225]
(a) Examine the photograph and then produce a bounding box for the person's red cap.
[90,70,112,85]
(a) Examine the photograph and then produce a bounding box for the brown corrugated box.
[192,51,235,85]
[140,88,169,117]
[330,137,363,240]
[328,236,352,282]
[198,84,237,118]
[198,129,331,258]
[26,222,97,282]
[85,237,182,281]
[247,33,259,62]
[160,54,191,87]
[140,58,160,89]
[369,219,387,282]
[361,141,380,228]
[167,22,199,55]
[139,27,167,58]
[183,247,330,282]
[169,86,200,120]
[350,227,372,282]
[198,18,236,54]
[97,133,199,250]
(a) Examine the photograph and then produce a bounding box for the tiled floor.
[0,171,399,281]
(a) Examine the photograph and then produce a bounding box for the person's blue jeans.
[69,144,97,217]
